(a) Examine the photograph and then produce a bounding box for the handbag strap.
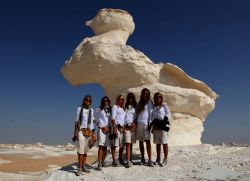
[147,100,152,126]
[87,108,92,129]
[78,107,84,126]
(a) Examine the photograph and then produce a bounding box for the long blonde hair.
[116,94,125,109]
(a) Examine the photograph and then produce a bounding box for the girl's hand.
[111,119,116,125]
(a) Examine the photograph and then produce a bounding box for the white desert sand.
[0,143,95,181]
[0,143,250,181]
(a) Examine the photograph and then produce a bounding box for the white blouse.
[94,107,111,128]
[137,100,153,125]
[152,103,171,120]
[112,105,126,126]
[75,107,95,129]
[125,106,136,125]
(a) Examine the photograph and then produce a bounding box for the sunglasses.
[85,98,92,102]
[156,95,162,98]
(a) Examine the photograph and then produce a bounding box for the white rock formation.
[61,8,218,146]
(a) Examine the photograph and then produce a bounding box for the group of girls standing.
[73,88,171,176]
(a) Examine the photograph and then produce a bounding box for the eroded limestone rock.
[61,8,217,146]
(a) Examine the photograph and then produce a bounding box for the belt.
[153,127,161,131]
[100,127,110,133]
[117,124,125,132]
[125,123,136,131]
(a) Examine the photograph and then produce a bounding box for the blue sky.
[0,0,249,144]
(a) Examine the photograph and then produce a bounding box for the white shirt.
[137,100,153,125]
[75,107,95,129]
[112,105,126,126]
[152,103,171,120]
[94,107,111,128]
[125,106,136,125]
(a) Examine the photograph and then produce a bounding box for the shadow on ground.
[59,152,142,173]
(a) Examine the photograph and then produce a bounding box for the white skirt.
[153,130,168,144]
[136,124,150,141]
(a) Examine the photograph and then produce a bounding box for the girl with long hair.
[123,92,137,167]
[152,92,171,166]
[95,96,112,171]
[73,95,95,175]
[136,88,154,167]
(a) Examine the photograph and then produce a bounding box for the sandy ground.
[0,154,96,173]
[0,143,250,181]
[0,143,97,181]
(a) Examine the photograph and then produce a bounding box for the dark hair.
[137,88,151,114]
[153,92,163,106]
[100,96,111,111]
[125,92,137,109]
[81,95,92,107]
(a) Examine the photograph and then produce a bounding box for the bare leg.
[156,144,161,160]
[83,154,87,168]
[163,144,168,160]
[126,143,131,161]
[145,140,152,161]
[98,146,103,162]
[77,153,80,167]
[102,146,107,162]
[139,141,145,160]
[76,153,85,175]
[130,144,133,161]
[97,146,104,170]
[119,147,124,160]
[111,146,116,162]
[78,154,84,170]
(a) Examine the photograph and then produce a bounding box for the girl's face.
[84,97,92,107]
[142,90,150,101]
[127,96,133,105]
[118,98,124,107]
[103,98,110,106]
[154,94,163,106]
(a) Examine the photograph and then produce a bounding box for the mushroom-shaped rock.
[61,9,218,146]
[86,8,135,44]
